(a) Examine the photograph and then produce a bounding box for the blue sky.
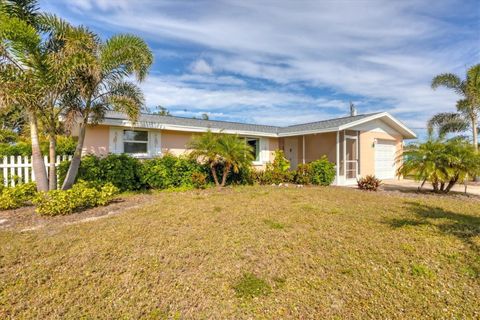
[41,0,479,139]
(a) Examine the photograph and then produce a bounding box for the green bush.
[294,163,312,185]
[59,154,143,191]
[33,181,119,216]
[309,156,336,186]
[141,154,207,189]
[357,175,382,191]
[212,162,255,186]
[256,150,293,185]
[0,182,37,210]
[191,172,208,189]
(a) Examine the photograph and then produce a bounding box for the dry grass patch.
[0,186,479,319]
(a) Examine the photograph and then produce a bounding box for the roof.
[101,111,416,139]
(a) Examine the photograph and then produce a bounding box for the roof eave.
[100,118,278,137]
[338,112,417,139]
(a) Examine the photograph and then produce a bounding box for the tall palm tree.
[60,34,153,190]
[1,2,95,190]
[0,1,49,191]
[189,131,253,187]
[431,64,480,150]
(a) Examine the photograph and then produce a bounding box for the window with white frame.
[123,130,148,154]
[245,137,260,162]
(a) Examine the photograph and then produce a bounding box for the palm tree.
[0,1,49,191]
[216,134,254,186]
[1,2,95,190]
[189,131,253,187]
[431,64,480,150]
[188,131,223,186]
[398,138,480,193]
[60,34,153,190]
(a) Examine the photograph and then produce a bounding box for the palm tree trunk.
[48,135,57,190]
[210,163,220,187]
[472,115,478,152]
[28,112,48,192]
[444,175,459,193]
[61,122,86,190]
[221,164,231,187]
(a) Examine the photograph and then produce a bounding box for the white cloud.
[189,59,213,74]
[41,0,479,133]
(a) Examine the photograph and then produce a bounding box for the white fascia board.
[338,112,417,139]
[277,127,339,137]
[100,118,277,138]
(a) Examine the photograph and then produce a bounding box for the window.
[246,137,260,162]
[123,130,148,154]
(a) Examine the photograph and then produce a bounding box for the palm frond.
[427,112,468,137]
[466,64,480,106]
[104,81,145,121]
[431,73,465,96]
[100,34,153,82]
[0,0,39,27]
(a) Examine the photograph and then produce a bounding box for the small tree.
[397,138,480,193]
[188,131,253,187]
[60,33,153,190]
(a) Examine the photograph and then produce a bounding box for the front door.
[284,137,298,169]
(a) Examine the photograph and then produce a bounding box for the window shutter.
[109,127,124,154]
[148,131,162,157]
[259,138,268,163]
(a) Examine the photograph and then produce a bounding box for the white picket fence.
[0,155,72,187]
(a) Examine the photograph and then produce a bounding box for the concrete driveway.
[381,179,480,196]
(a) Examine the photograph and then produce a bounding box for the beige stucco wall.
[268,138,279,162]
[301,132,337,163]
[359,131,403,176]
[81,126,279,169]
[161,130,194,156]
[82,125,109,156]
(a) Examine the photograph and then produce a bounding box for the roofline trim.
[338,112,417,139]
[100,112,417,139]
[101,118,278,137]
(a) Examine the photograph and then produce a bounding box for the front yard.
[1,186,479,319]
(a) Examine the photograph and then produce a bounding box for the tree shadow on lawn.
[386,201,480,252]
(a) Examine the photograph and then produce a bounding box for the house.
[79,110,416,185]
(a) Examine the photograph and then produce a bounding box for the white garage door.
[375,140,397,179]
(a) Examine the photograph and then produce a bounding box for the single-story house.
[78,110,416,185]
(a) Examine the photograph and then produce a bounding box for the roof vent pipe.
[349,102,357,116]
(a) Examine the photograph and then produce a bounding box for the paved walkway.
[380,179,480,196]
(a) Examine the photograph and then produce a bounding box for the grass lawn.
[1,186,479,319]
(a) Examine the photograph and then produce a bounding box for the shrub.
[357,175,382,191]
[141,154,207,189]
[59,154,143,191]
[191,172,208,189]
[0,182,37,210]
[257,150,293,185]
[309,156,336,186]
[294,163,312,185]
[33,182,119,216]
[212,162,255,186]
